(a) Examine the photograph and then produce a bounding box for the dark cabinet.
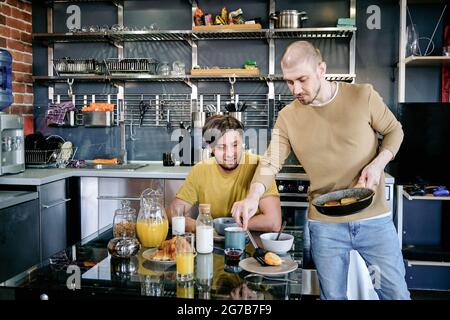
[0,196,39,283]
[38,180,71,260]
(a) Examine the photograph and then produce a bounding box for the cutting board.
[191,68,260,76]
[192,24,262,31]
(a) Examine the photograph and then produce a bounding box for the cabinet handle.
[42,198,71,209]
[97,196,140,201]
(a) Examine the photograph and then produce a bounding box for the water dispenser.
[0,113,25,175]
[0,49,13,111]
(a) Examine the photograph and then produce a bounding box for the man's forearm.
[247,182,266,200]
[371,149,394,170]
[248,214,279,232]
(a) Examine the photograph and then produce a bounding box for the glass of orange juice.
[176,233,195,282]
[176,280,194,299]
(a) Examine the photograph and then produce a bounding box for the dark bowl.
[213,217,238,236]
[312,188,375,217]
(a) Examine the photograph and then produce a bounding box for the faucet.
[118,99,127,164]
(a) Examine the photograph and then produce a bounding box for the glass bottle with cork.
[196,203,213,254]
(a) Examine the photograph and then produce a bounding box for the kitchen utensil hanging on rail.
[225,76,236,112]
[139,99,150,126]
[67,78,74,99]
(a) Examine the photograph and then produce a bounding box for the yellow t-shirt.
[176,152,279,218]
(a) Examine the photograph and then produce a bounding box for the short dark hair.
[202,115,244,146]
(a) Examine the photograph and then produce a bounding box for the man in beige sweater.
[231,41,410,300]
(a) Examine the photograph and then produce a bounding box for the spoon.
[276,221,287,241]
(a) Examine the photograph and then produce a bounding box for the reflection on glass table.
[0,228,303,300]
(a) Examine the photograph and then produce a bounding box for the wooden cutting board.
[191,68,260,76]
[192,24,262,31]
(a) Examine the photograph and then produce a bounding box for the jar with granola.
[108,200,140,258]
[113,200,137,238]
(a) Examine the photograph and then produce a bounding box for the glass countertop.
[0,228,304,300]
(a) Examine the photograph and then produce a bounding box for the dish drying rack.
[53,58,103,75]
[105,58,158,75]
[25,149,60,167]
[25,143,77,168]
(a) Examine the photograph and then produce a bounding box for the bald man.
[231,41,410,300]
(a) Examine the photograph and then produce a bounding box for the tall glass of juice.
[176,233,195,282]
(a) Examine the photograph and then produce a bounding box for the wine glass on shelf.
[406,24,421,56]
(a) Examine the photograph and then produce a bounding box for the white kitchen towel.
[347,250,379,300]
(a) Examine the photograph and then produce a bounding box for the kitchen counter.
[0,163,395,186]
[0,164,190,186]
[0,227,303,301]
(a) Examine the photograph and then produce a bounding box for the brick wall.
[0,0,33,134]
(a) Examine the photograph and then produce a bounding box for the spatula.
[246,230,269,266]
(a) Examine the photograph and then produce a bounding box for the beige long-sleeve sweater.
[253,82,404,222]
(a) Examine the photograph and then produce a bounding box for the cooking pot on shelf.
[270,10,308,29]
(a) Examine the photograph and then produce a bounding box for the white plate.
[238,257,298,276]
[142,248,175,265]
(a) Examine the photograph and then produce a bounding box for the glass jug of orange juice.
[136,188,169,248]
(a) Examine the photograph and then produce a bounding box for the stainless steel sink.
[85,163,147,171]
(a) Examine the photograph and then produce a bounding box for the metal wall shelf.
[33,27,356,43]
[270,73,356,82]
[34,32,109,43]
[39,0,357,126]
[190,75,266,81]
[34,74,261,83]
[108,30,191,41]
[34,75,109,82]
[34,73,356,84]
[271,27,356,39]
[191,29,268,40]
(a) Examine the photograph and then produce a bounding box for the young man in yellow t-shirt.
[168,115,281,233]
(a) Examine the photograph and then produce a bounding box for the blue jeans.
[308,215,410,300]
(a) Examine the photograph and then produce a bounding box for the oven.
[277,178,309,227]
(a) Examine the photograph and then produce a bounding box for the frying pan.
[312,188,375,217]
